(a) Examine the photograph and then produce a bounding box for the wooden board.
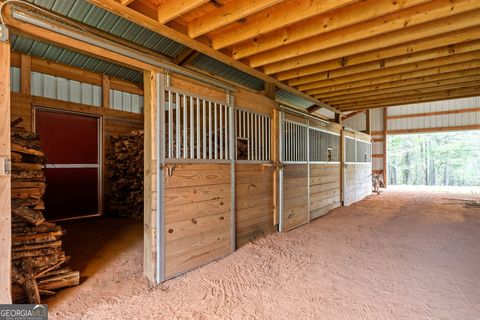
[235,164,275,248]
[282,164,308,231]
[344,163,372,206]
[0,39,12,304]
[164,163,232,278]
[309,163,341,220]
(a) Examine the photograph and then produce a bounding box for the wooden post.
[20,53,31,95]
[272,107,280,226]
[383,107,388,187]
[335,113,342,124]
[143,70,160,282]
[365,110,371,135]
[102,75,110,109]
[0,34,12,304]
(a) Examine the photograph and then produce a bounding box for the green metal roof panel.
[31,0,187,58]
[10,33,144,83]
[189,54,264,91]
[276,89,315,109]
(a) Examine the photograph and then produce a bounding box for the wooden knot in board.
[168,229,174,234]
[191,218,197,224]
[219,216,224,221]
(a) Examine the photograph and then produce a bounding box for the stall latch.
[0,157,11,175]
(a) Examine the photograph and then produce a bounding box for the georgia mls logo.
[0,304,48,320]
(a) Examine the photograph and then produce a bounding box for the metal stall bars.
[279,112,309,232]
[235,108,271,162]
[157,73,235,281]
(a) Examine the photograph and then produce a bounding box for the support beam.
[0,33,12,304]
[335,113,341,124]
[383,108,387,187]
[263,9,480,75]
[211,0,360,49]
[20,53,31,95]
[264,82,276,100]
[231,0,429,59]
[276,26,480,81]
[322,74,480,103]
[102,75,110,109]
[143,70,160,282]
[157,0,210,24]
[251,0,478,68]
[340,88,480,111]
[365,110,371,135]
[188,0,283,38]
[299,51,480,91]
[307,60,480,96]
[289,39,480,87]
[330,79,480,106]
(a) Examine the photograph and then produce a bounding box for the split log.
[12,231,63,246]
[12,207,45,226]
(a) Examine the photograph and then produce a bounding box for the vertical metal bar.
[208,101,212,159]
[190,96,194,159]
[247,112,250,160]
[202,100,206,159]
[307,121,310,222]
[224,104,228,159]
[220,103,223,159]
[228,94,236,252]
[168,90,172,159]
[183,94,187,159]
[196,98,200,159]
[175,92,180,158]
[214,103,218,159]
[260,115,264,161]
[242,110,246,138]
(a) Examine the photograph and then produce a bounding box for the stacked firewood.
[107,130,144,220]
[10,118,79,303]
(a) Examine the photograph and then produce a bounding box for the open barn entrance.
[387,130,480,191]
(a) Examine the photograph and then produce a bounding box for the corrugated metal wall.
[341,96,480,177]
[10,68,144,113]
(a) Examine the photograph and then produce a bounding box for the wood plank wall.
[309,164,341,219]
[282,164,309,231]
[164,163,232,278]
[235,164,275,247]
[234,87,277,247]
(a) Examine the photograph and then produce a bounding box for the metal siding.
[276,89,313,109]
[10,67,21,93]
[379,96,480,132]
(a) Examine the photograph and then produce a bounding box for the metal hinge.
[0,25,9,42]
[160,163,176,176]
[0,157,11,175]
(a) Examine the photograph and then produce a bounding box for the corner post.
[0,25,12,304]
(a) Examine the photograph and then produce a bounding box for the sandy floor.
[48,187,480,319]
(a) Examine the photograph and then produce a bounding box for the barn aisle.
[48,189,480,320]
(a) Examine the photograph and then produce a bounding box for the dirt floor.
[48,186,480,319]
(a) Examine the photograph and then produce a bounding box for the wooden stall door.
[35,108,100,220]
[344,163,356,206]
[309,164,341,220]
[235,164,275,248]
[163,163,232,279]
[281,164,309,231]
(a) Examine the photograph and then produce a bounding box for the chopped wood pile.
[10,118,79,303]
[107,130,144,220]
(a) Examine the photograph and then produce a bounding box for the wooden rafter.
[314,68,480,100]
[231,0,429,59]
[188,0,284,38]
[322,74,480,103]
[340,87,480,111]
[297,51,480,91]
[306,60,480,96]
[263,9,480,75]
[289,39,480,87]
[276,26,480,81]
[250,0,476,68]
[157,0,210,24]
[210,0,360,49]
